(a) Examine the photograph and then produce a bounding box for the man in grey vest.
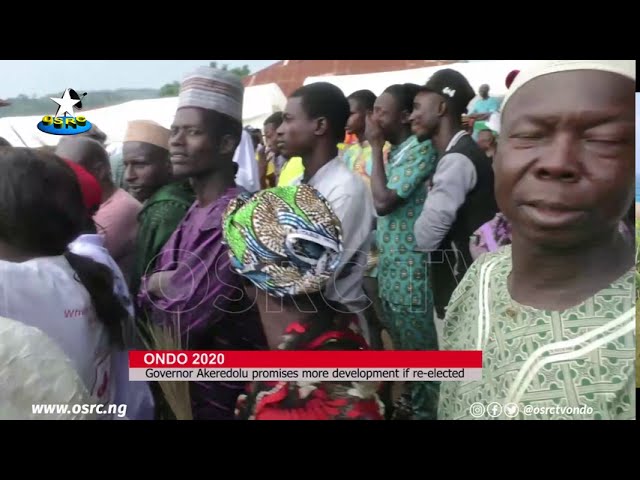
[410,69,498,318]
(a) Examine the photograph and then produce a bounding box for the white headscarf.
[233,129,261,193]
[501,60,636,113]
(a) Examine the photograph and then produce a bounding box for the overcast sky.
[0,60,278,98]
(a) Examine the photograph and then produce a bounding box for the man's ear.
[314,117,329,137]
[219,134,239,156]
[438,99,448,117]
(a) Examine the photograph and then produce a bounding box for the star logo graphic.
[50,88,81,118]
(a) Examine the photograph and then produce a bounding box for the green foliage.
[159,81,180,97]
[209,61,251,78]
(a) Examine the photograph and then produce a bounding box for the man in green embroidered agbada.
[439,61,636,420]
[123,120,194,295]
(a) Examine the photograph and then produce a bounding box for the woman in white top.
[62,159,154,419]
[0,148,129,413]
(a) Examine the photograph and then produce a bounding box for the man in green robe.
[122,120,194,296]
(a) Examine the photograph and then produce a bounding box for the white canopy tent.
[303,60,549,99]
[0,83,287,148]
[241,83,288,129]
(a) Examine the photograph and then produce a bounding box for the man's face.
[372,92,406,141]
[263,122,279,154]
[479,85,489,98]
[169,108,219,179]
[409,91,442,142]
[345,98,367,136]
[276,97,317,158]
[123,141,172,202]
[494,70,635,249]
[476,130,496,153]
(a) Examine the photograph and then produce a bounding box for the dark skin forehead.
[348,98,365,113]
[374,92,400,114]
[122,141,168,163]
[502,70,635,133]
[172,107,210,130]
[284,97,307,120]
[413,90,441,108]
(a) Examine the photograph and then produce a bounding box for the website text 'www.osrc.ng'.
[31,403,127,418]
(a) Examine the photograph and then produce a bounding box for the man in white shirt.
[276,82,375,341]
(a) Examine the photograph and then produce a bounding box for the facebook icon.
[487,402,503,418]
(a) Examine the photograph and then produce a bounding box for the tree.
[159,81,180,97]
[230,65,251,78]
[209,61,251,78]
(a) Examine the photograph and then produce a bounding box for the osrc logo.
[36,88,93,136]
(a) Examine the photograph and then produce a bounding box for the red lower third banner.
[129,351,482,382]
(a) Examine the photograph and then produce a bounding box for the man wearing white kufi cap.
[123,119,194,296]
[136,67,265,421]
[438,60,636,420]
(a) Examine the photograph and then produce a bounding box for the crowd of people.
[0,60,635,420]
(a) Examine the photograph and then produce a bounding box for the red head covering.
[505,70,520,89]
[62,159,102,213]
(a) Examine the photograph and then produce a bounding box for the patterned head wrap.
[222,185,343,297]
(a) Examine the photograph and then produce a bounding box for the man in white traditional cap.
[137,66,265,420]
[122,120,194,296]
[437,60,636,420]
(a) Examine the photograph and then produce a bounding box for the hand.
[256,146,269,178]
[365,113,386,150]
[147,270,175,297]
[256,143,267,161]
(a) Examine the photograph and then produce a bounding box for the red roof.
[243,60,460,96]
[0,99,10,107]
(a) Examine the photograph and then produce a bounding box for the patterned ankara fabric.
[222,185,343,297]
